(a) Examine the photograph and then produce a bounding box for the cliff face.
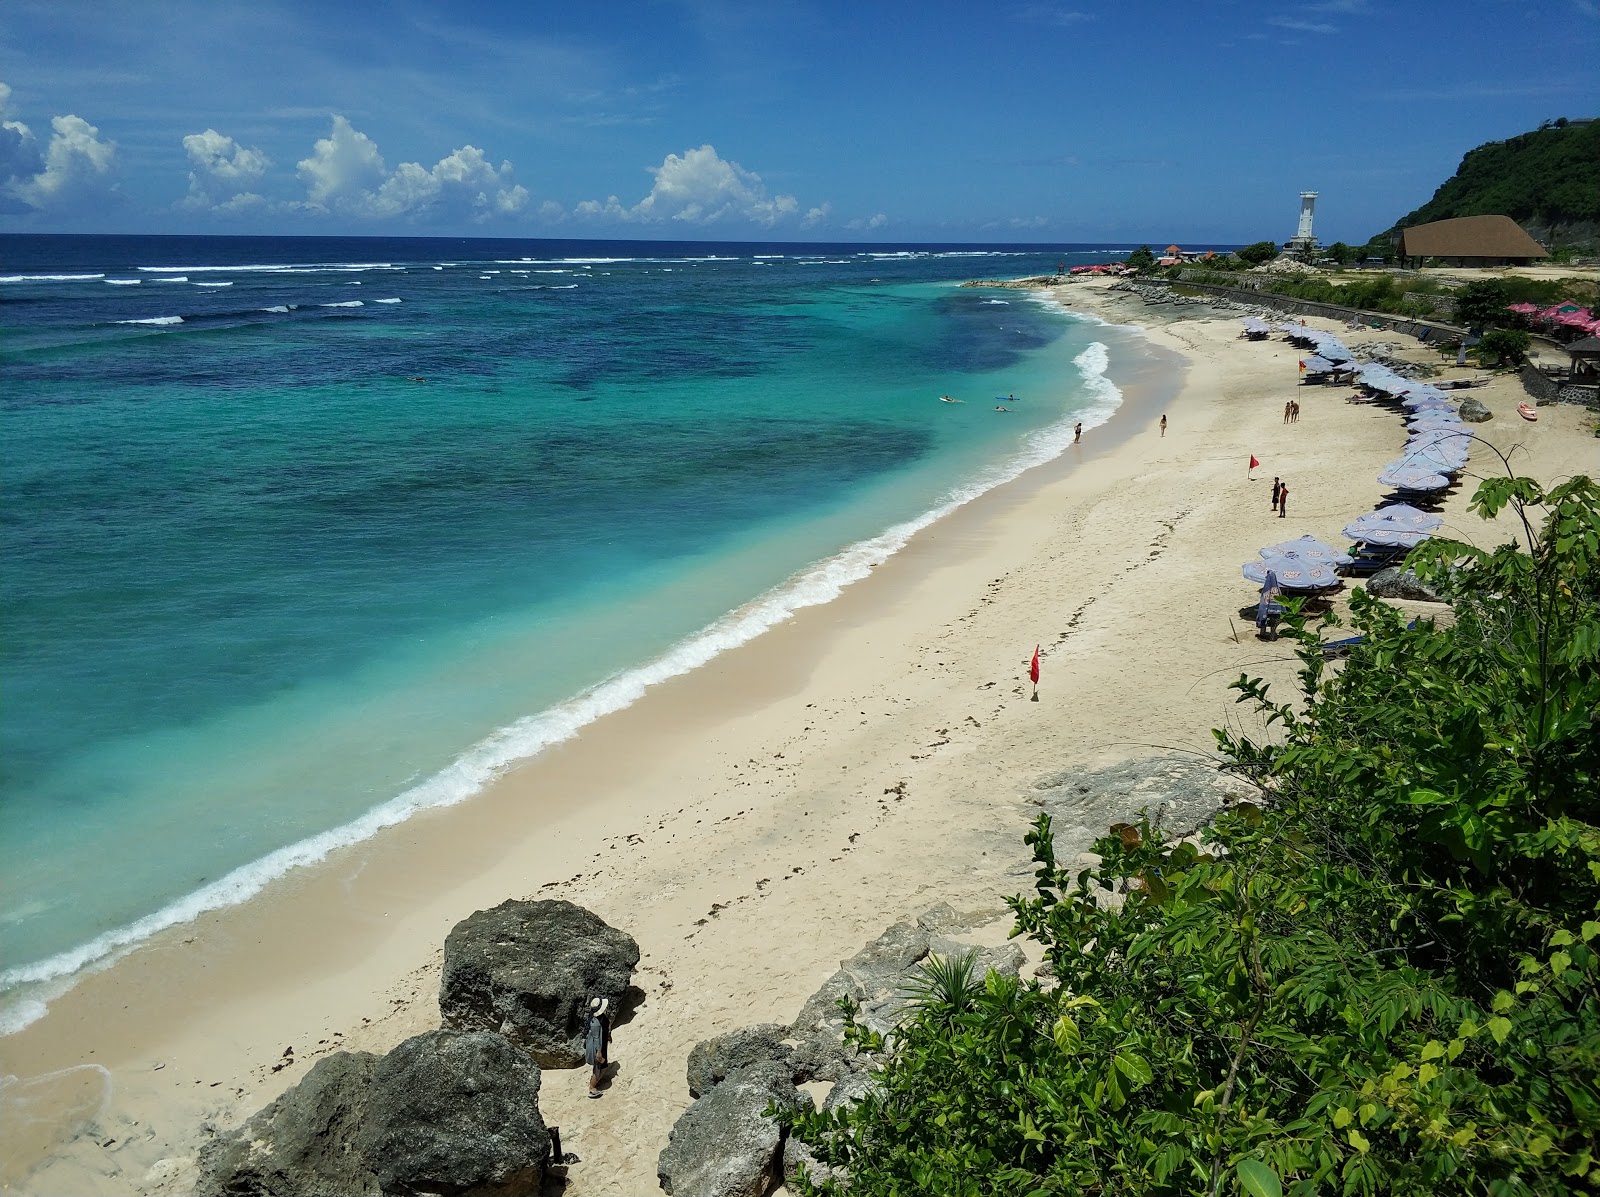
[1381,119,1600,250]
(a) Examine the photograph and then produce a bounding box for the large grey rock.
[196,1052,381,1197]
[357,1030,550,1197]
[791,921,931,1043]
[1366,566,1444,603]
[781,1072,881,1191]
[687,1024,792,1099]
[658,1061,808,1197]
[1458,397,1493,422]
[440,899,639,1068]
[1028,756,1248,847]
[195,1030,548,1197]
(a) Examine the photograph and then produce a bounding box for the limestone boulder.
[657,1061,808,1197]
[1366,566,1444,603]
[687,1024,792,1099]
[196,1030,548,1197]
[1458,397,1493,422]
[440,899,639,1068]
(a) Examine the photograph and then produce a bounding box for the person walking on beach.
[1283,400,1292,425]
[1270,477,1281,510]
[585,996,612,1098]
[1159,413,1167,437]
[1074,421,1082,443]
[1292,399,1301,423]
[1278,483,1289,519]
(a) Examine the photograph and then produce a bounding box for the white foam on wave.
[752,254,785,259]
[320,300,364,308]
[139,263,395,274]
[374,298,403,304]
[195,281,233,287]
[0,328,1124,1024]
[0,273,105,283]
[115,316,183,326]
[981,299,1010,305]
[260,305,292,314]
[104,278,142,286]
[152,276,188,283]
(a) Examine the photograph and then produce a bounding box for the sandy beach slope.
[3,278,1594,1195]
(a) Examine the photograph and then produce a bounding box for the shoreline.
[5,278,1593,1194]
[0,300,1141,1021]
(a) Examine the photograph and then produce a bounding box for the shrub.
[786,472,1600,1197]
[1476,327,1532,366]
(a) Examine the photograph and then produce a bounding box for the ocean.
[0,234,1144,1030]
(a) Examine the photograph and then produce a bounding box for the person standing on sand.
[1292,399,1301,423]
[1159,413,1167,437]
[1278,483,1289,519]
[1074,421,1082,443]
[1271,477,1282,510]
[585,997,611,1097]
[1283,400,1292,425]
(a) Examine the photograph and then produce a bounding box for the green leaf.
[1052,1015,1080,1054]
[1113,1051,1153,1087]
[1488,1016,1512,1044]
[1491,990,1515,1012]
[1236,1158,1283,1197]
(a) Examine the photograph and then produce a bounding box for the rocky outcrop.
[687,1024,793,1100]
[1366,566,1444,603]
[657,1061,809,1197]
[781,1071,880,1191]
[196,1030,548,1197]
[1027,756,1248,863]
[1458,396,1493,422]
[440,899,640,1068]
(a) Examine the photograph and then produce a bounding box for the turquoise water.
[0,236,1136,1025]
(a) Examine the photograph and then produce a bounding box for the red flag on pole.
[1029,645,1040,685]
[1249,454,1259,480]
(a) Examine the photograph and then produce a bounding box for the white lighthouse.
[1288,191,1319,257]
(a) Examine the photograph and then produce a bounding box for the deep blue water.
[0,234,1147,1025]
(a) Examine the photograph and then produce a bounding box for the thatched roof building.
[1396,215,1549,267]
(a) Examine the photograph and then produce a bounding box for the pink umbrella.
[1506,302,1540,314]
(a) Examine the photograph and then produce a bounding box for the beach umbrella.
[1379,463,1451,491]
[1301,354,1338,373]
[1357,503,1445,531]
[1406,413,1463,429]
[1243,554,1341,590]
[1347,525,1433,549]
[1261,534,1354,565]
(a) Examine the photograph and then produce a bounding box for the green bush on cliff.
[786,471,1600,1196]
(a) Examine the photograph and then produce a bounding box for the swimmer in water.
[939,395,961,403]
[994,405,1010,412]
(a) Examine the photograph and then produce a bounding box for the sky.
[1,0,1596,244]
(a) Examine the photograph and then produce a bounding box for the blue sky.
[2,0,1595,243]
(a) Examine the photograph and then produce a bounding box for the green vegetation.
[787,472,1600,1196]
[1236,241,1280,266]
[1476,328,1532,367]
[1455,279,1512,331]
[1384,119,1600,243]
[1125,246,1156,272]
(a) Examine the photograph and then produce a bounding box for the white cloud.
[847,213,889,232]
[0,84,118,214]
[576,144,809,227]
[181,128,270,213]
[294,117,528,222]
[802,202,831,229]
[297,115,388,208]
[1268,16,1338,33]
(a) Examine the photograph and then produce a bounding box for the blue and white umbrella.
[1262,534,1354,565]
[1346,525,1432,549]
[1379,463,1452,491]
[1359,502,1445,531]
[1243,553,1342,590]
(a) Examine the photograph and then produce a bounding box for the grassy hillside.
[1383,118,1600,246]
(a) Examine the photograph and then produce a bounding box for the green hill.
[1382,118,1600,247]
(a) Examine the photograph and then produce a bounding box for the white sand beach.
[4,278,1594,1195]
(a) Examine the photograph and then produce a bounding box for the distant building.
[1396,215,1550,267]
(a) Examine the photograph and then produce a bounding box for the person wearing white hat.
[585,997,612,1098]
